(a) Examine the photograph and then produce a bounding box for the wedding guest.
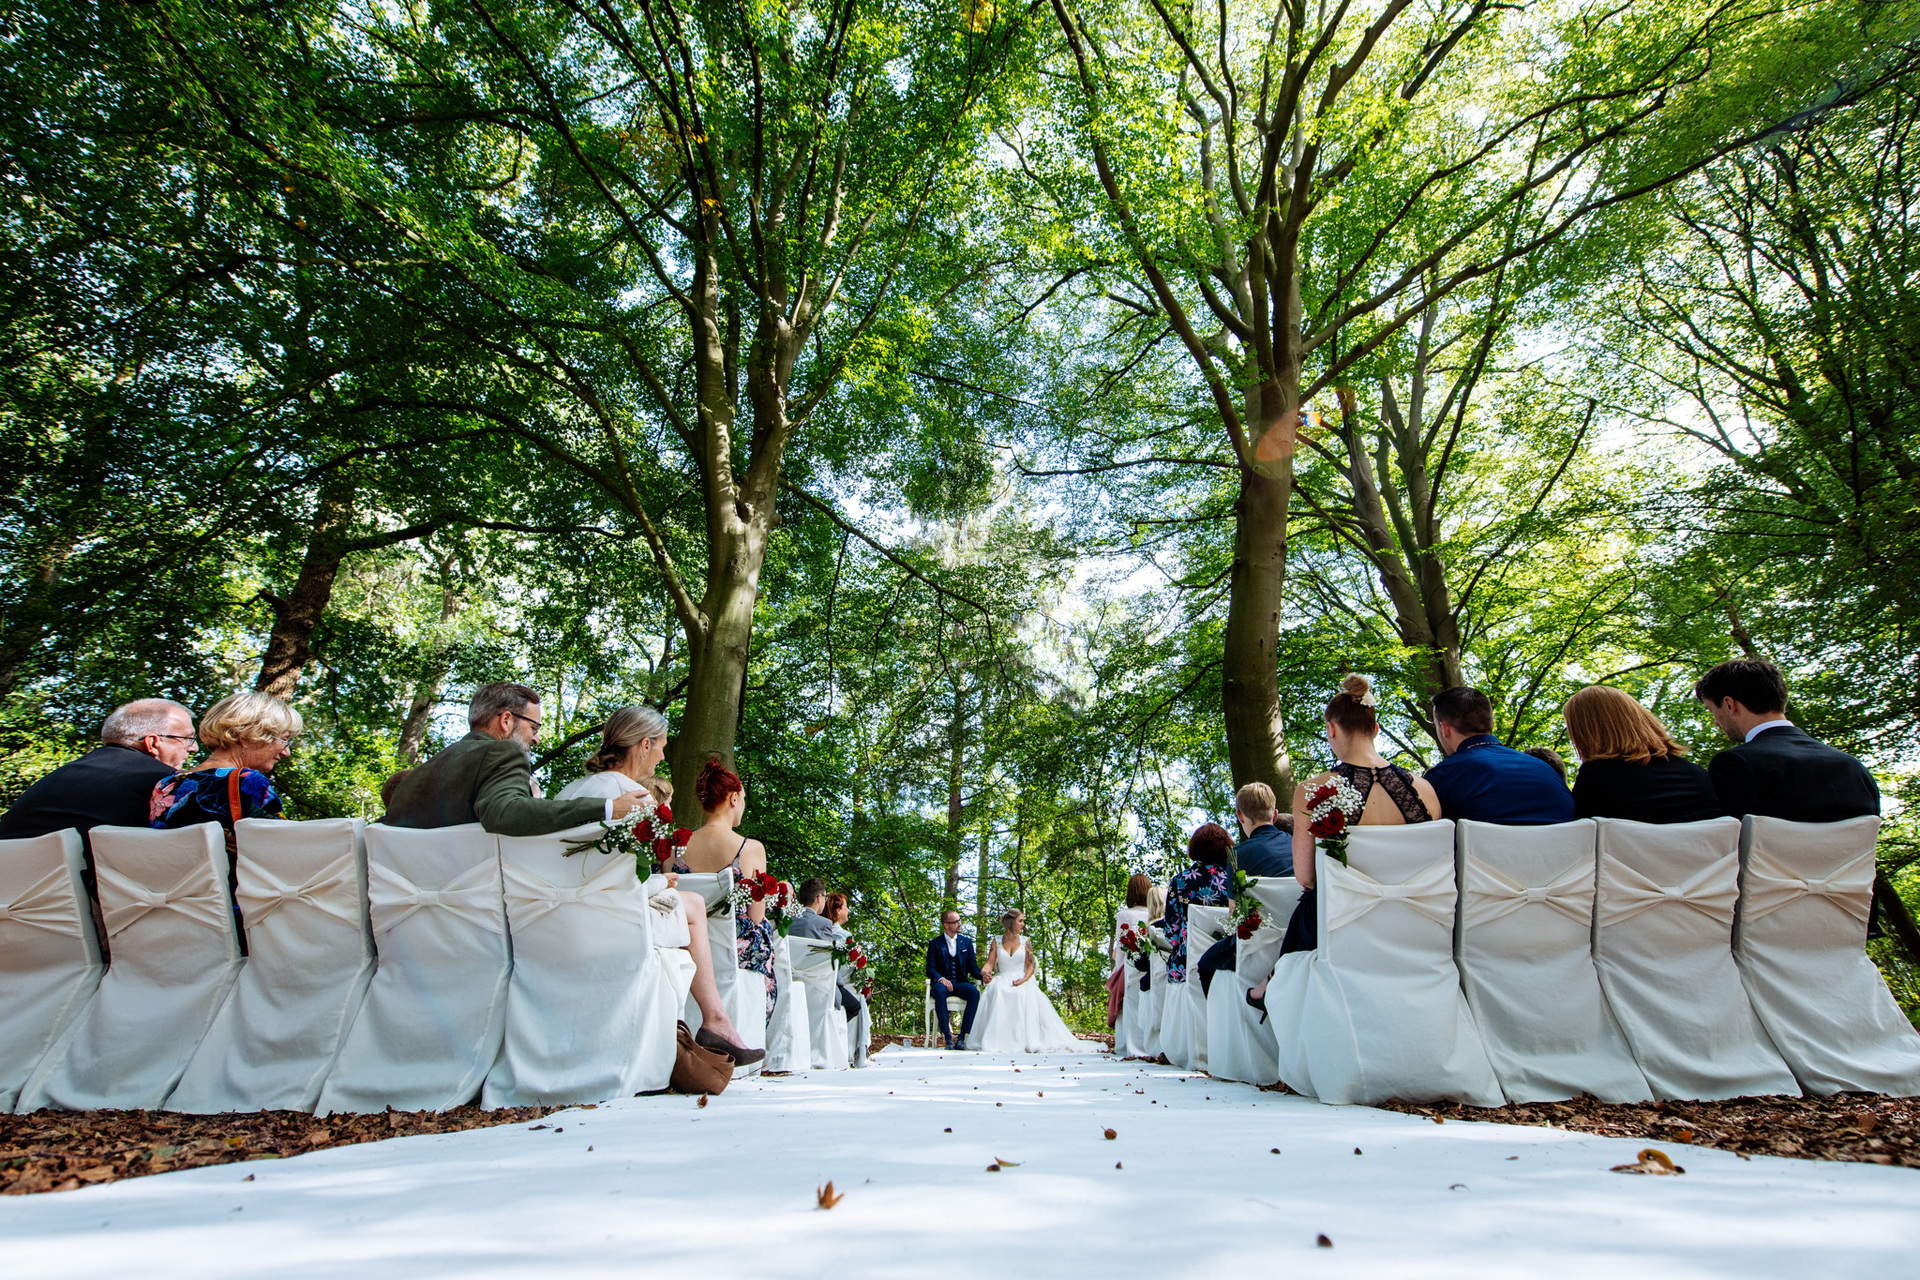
[2,698,196,849]
[1110,873,1151,1021]
[1695,659,1879,821]
[822,891,864,1019]
[1194,785,1295,995]
[1423,685,1574,824]
[1262,675,1439,989]
[1523,746,1569,786]
[925,908,984,1049]
[384,682,652,835]
[555,707,758,1061]
[379,769,412,808]
[679,759,778,1023]
[1564,686,1721,823]
[150,691,299,854]
[789,879,833,939]
[1163,823,1235,986]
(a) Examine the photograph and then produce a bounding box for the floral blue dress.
[1163,861,1233,983]
[150,767,283,849]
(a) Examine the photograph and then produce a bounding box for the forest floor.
[2,1048,1915,1277]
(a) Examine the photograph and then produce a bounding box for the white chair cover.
[1139,948,1168,1059]
[317,824,509,1114]
[1170,903,1230,1071]
[673,871,734,912]
[1288,823,1504,1106]
[483,826,682,1106]
[841,966,872,1069]
[1455,820,1648,1104]
[641,872,691,950]
[685,911,768,1076]
[1734,816,1920,1095]
[0,830,103,1112]
[169,818,374,1113]
[1206,877,1299,1086]
[19,825,242,1112]
[765,938,812,1070]
[791,937,849,1070]
[1592,817,1798,1100]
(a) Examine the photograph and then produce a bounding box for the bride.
[971,909,1081,1053]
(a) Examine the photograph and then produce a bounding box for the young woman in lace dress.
[1254,675,1443,1008]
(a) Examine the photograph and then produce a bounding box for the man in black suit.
[925,909,983,1049]
[1695,659,1880,821]
[1,699,198,847]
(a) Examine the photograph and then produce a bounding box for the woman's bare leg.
[680,894,743,1043]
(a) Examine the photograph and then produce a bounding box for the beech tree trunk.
[255,470,355,699]
[1221,467,1295,804]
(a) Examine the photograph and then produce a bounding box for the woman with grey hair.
[970,907,1081,1053]
[556,706,760,1062]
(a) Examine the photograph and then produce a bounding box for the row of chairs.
[1118,815,1920,1105]
[0,819,857,1114]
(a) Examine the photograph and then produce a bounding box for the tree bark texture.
[255,470,356,699]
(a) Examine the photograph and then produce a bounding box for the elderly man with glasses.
[383,681,651,836]
[1,697,198,846]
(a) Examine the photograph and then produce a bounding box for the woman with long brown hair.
[1563,685,1721,823]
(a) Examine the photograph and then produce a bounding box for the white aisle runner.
[1,1047,1914,1279]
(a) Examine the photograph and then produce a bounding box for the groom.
[925,910,983,1050]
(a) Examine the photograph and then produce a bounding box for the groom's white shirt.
[945,932,959,957]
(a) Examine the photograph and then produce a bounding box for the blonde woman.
[554,705,671,806]
[150,690,300,852]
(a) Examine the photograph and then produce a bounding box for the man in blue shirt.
[1424,686,1575,825]
[1194,783,1294,995]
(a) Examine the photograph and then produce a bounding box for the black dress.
[1570,755,1722,824]
[1279,762,1432,955]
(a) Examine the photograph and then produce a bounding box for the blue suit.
[1424,734,1576,825]
[925,931,983,1044]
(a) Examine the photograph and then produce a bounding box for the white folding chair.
[317,824,509,1114]
[1593,817,1798,1100]
[1138,947,1168,1059]
[1169,903,1230,1071]
[0,830,103,1111]
[19,824,242,1111]
[1734,815,1920,1095]
[1205,876,1298,1085]
[482,824,686,1106]
[169,818,375,1113]
[1110,909,1155,1059]
[1455,820,1648,1104]
[923,986,971,1047]
[1285,822,1503,1106]
[791,936,849,1069]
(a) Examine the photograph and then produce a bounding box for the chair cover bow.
[1596,853,1739,928]
[235,852,362,927]
[96,862,231,937]
[790,940,839,988]
[0,865,84,939]
[1740,847,1874,926]
[367,858,504,936]
[1323,855,1457,932]
[503,856,650,929]
[1462,855,1594,929]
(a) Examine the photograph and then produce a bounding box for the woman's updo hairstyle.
[1000,907,1024,931]
[1326,672,1379,735]
[695,756,744,813]
[584,705,668,774]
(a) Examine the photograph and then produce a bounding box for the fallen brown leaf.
[697,1096,709,1109]
[1317,1234,1333,1248]
[1611,1148,1684,1175]
[1103,1129,1117,1140]
[816,1181,843,1209]
[994,1157,1021,1166]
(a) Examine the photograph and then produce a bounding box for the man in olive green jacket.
[383,681,649,833]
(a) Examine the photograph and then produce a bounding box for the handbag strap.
[227,768,245,825]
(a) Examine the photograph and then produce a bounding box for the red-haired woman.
[678,758,777,1018]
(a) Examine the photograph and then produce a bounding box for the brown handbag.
[671,1021,734,1095]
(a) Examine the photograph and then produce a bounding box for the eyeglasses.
[150,734,198,744]
[268,736,300,748]
[510,712,542,732]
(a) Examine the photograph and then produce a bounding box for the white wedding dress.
[970,938,1080,1053]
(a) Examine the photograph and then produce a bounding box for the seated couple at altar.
[925,908,1080,1052]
